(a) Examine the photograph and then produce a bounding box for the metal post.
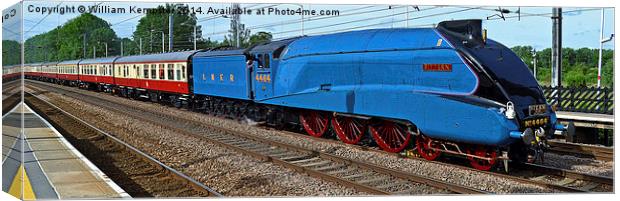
[533,50,537,79]
[300,4,304,35]
[551,7,562,87]
[83,34,87,58]
[93,46,96,58]
[193,25,197,50]
[406,6,409,27]
[120,40,124,56]
[162,32,165,53]
[169,13,174,52]
[597,8,604,87]
[150,30,153,52]
[104,42,108,57]
[232,3,240,48]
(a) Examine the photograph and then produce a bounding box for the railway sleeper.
[342,172,374,180]
[301,160,332,168]
[289,157,321,164]
[356,176,391,185]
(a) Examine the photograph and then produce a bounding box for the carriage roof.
[115,51,198,63]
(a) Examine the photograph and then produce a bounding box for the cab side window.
[263,54,270,68]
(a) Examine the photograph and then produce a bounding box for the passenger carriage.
[23,63,42,79]
[57,60,81,86]
[78,57,117,91]
[40,62,59,82]
[2,65,21,82]
[113,51,197,105]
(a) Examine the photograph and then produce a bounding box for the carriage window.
[133,65,137,78]
[181,65,186,80]
[94,65,98,75]
[175,64,181,80]
[151,64,157,79]
[159,64,165,79]
[144,65,149,79]
[167,64,174,80]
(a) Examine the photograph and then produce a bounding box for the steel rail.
[24,91,223,197]
[547,140,613,162]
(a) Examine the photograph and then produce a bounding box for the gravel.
[541,152,614,177]
[27,87,364,197]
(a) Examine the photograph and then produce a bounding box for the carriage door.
[252,53,274,100]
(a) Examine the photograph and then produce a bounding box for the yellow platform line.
[8,164,36,200]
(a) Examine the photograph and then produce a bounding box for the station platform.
[2,103,130,199]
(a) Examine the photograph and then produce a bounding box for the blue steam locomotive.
[190,20,564,171]
[24,19,564,171]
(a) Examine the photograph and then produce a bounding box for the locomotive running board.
[333,112,372,120]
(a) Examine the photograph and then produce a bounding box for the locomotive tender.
[19,20,565,171]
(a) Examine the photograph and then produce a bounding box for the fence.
[542,86,614,115]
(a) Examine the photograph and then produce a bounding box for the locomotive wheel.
[369,121,412,153]
[299,111,330,137]
[332,116,367,144]
[467,146,498,171]
[416,134,440,161]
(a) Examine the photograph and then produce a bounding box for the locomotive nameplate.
[423,64,452,72]
[528,104,546,116]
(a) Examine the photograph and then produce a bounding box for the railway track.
[264,126,613,193]
[547,140,613,162]
[26,81,486,195]
[24,92,222,197]
[26,80,613,193]
[2,92,21,116]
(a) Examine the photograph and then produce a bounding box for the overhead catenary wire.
[196,5,411,39]
[271,6,442,36]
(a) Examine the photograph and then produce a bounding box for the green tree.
[24,13,119,62]
[132,4,200,53]
[2,40,21,65]
[248,31,273,47]
[511,46,613,87]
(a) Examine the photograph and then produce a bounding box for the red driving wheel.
[332,116,367,144]
[369,121,412,153]
[467,146,498,171]
[416,134,441,161]
[299,111,330,137]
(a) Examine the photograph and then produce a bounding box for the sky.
[2,1,615,50]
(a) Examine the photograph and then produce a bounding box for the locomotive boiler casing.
[254,28,554,146]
